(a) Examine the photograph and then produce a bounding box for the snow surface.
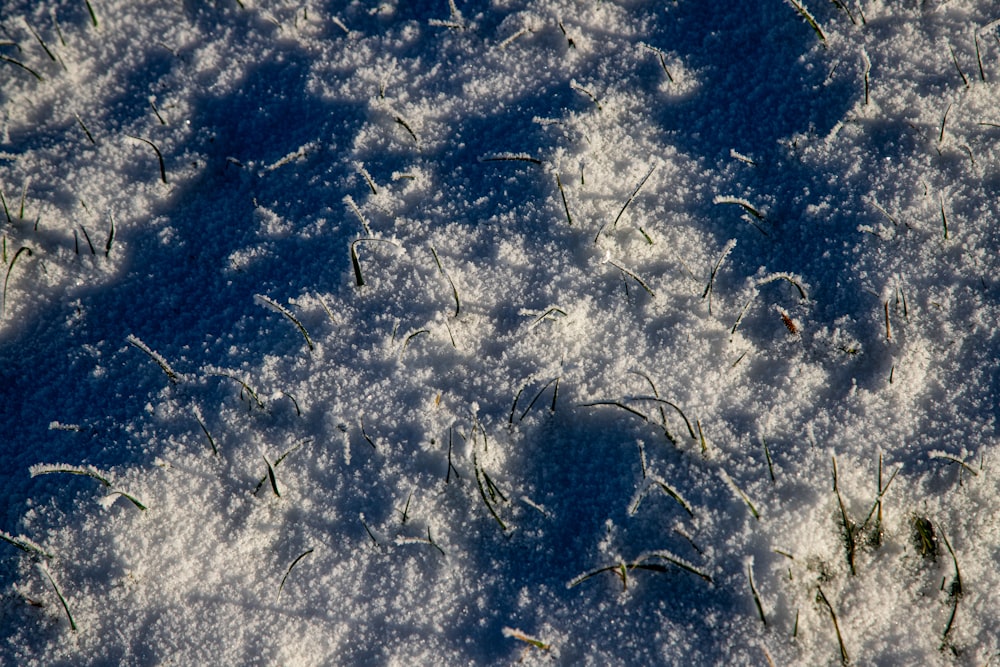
[1,0,999,664]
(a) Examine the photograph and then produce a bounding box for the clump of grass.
[254,294,315,352]
[127,334,181,384]
[473,444,509,531]
[276,548,314,600]
[911,515,937,560]
[858,454,899,548]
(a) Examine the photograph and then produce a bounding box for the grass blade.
[816,586,849,665]
[30,463,112,487]
[612,164,655,229]
[127,334,181,384]
[126,135,167,184]
[2,246,32,319]
[748,563,766,625]
[254,294,315,352]
[277,548,314,600]
[430,245,461,316]
[0,530,53,559]
[784,0,826,43]
[38,564,75,632]
[0,54,43,81]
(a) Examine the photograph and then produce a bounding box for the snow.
[1,0,999,664]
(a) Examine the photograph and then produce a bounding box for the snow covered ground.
[1,0,999,664]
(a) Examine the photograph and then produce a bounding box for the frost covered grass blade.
[254,294,315,352]
[127,334,181,384]
[0,530,53,559]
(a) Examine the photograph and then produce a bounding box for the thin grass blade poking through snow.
[126,135,167,184]
[277,548,314,600]
[263,456,281,497]
[703,239,737,315]
[349,238,402,287]
[2,246,32,319]
[254,294,315,352]
[38,563,76,632]
[593,164,656,241]
[30,463,112,487]
[127,334,181,383]
[502,627,551,652]
[569,550,712,589]
[784,0,827,44]
[478,152,543,165]
[0,530,53,559]
[429,245,461,316]
[603,255,655,298]
[30,464,147,511]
